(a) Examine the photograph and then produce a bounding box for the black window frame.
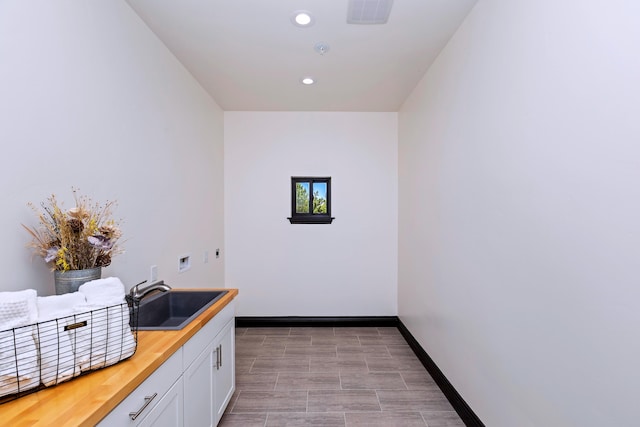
[288,176,334,224]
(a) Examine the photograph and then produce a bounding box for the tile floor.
[219,326,465,427]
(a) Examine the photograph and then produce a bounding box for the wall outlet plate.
[178,254,191,273]
[150,265,158,282]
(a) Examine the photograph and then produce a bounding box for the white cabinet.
[99,300,235,427]
[183,302,236,427]
[213,320,235,424]
[183,341,215,426]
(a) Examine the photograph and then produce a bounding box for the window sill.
[287,216,335,224]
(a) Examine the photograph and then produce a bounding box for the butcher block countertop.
[0,288,238,427]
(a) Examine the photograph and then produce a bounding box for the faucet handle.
[130,280,171,301]
[129,280,147,299]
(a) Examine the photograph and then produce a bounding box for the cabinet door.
[138,377,184,427]
[183,342,215,427]
[213,320,235,425]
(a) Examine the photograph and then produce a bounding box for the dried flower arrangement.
[23,189,123,271]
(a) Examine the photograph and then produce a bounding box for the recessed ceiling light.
[301,77,315,85]
[291,10,314,27]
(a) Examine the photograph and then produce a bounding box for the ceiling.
[126,0,477,112]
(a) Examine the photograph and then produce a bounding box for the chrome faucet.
[129,280,172,300]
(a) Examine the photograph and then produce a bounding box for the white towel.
[72,303,136,372]
[0,326,39,397]
[101,303,136,366]
[75,278,135,370]
[37,292,86,321]
[35,293,86,386]
[0,290,40,397]
[0,289,38,328]
[78,277,126,306]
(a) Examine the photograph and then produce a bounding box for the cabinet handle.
[215,346,220,370]
[219,344,223,367]
[129,393,157,420]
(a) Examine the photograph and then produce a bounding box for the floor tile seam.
[421,411,429,427]
[344,411,430,426]
[368,345,392,358]
[229,389,241,413]
[274,387,343,392]
[364,354,371,374]
[369,368,417,374]
[307,388,379,395]
[419,410,472,427]
[320,409,385,414]
[246,357,257,374]
[261,410,268,427]
[245,327,292,335]
[374,389,383,412]
[342,387,408,392]
[283,345,339,357]
[342,371,403,390]
[399,371,411,391]
[262,411,348,414]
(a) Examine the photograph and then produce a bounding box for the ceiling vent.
[347,0,394,25]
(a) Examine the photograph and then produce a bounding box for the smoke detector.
[314,42,330,56]
[347,0,394,25]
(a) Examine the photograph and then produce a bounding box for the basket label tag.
[64,321,88,331]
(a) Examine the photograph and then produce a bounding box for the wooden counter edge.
[0,288,239,427]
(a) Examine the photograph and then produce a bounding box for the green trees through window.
[312,183,327,214]
[295,182,310,213]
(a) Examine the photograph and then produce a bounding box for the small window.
[288,177,334,224]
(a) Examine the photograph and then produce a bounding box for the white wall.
[225,112,397,316]
[0,1,225,295]
[398,0,640,426]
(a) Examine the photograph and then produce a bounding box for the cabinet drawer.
[183,301,235,370]
[98,348,183,426]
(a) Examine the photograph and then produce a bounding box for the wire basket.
[0,296,138,404]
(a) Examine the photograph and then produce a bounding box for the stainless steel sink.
[134,290,228,330]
